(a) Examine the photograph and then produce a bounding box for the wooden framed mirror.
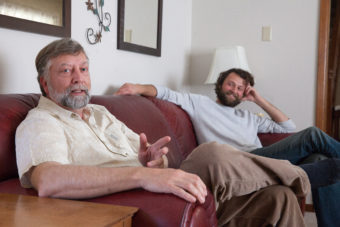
[0,0,71,37]
[117,0,163,57]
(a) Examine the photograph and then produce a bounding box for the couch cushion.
[0,178,37,195]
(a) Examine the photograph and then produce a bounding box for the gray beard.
[48,84,90,109]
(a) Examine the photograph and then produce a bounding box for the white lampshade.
[204,46,251,84]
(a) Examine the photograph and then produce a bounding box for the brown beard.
[217,90,242,107]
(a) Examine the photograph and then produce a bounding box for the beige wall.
[0,0,192,95]
[0,0,321,130]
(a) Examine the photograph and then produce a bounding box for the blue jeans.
[251,126,340,227]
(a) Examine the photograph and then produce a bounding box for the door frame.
[316,0,331,132]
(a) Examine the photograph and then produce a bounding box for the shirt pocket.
[103,124,132,154]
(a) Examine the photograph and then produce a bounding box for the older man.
[16,38,308,227]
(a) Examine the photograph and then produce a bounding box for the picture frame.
[0,0,71,37]
[117,0,162,57]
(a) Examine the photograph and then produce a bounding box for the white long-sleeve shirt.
[156,86,296,152]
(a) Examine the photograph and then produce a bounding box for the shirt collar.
[37,96,92,120]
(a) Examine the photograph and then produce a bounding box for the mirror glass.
[0,0,63,26]
[0,0,70,37]
[124,0,158,48]
[117,0,162,56]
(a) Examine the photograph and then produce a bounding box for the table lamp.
[204,46,251,84]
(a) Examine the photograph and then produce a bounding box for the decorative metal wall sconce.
[85,0,111,44]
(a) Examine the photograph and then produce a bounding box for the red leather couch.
[0,93,302,226]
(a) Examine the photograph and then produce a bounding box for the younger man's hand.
[242,85,260,103]
[115,83,139,95]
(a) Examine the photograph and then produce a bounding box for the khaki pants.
[180,142,308,227]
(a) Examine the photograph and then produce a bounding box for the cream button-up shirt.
[15,96,142,188]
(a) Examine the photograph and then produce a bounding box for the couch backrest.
[0,94,198,181]
[0,94,40,181]
[90,95,198,168]
[147,97,198,159]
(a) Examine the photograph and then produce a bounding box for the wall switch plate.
[124,29,132,43]
[262,26,272,41]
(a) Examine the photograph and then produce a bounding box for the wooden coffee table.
[0,193,138,227]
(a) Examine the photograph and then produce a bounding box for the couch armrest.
[258,133,294,147]
[86,189,217,227]
[0,179,217,227]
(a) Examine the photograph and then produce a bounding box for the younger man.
[116,68,340,226]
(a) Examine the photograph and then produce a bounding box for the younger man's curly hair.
[214,68,254,98]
